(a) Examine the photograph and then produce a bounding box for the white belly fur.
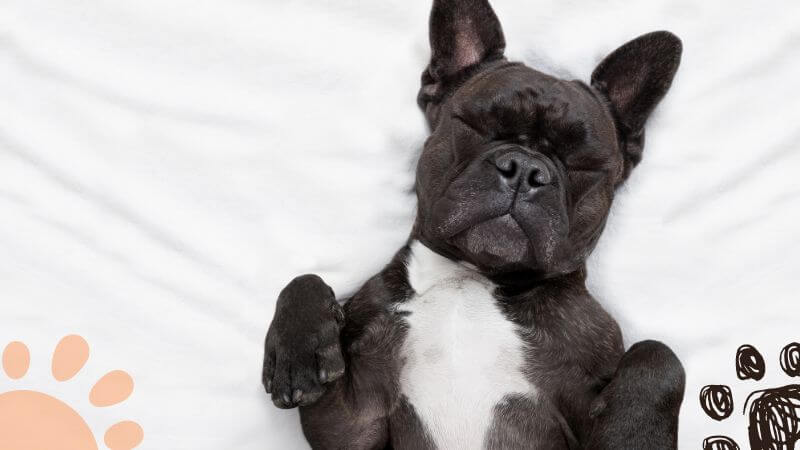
[398,241,536,450]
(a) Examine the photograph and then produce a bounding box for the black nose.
[494,151,552,189]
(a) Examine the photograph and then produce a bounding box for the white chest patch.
[398,241,536,450]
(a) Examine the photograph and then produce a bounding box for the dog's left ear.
[591,31,682,178]
[418,0,506,125]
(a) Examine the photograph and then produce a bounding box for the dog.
[263,0,685,448]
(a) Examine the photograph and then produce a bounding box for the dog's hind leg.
[583,340,685,450]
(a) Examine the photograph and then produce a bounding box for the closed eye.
[452,114,486,137]
[549,151,606,174]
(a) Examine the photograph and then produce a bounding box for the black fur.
[263,0,685,448]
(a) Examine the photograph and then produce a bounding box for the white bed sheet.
[1,0,798,448]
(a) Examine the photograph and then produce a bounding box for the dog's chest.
[397,242,536,449]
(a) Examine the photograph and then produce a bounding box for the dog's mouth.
[425,155,572,274]
[450,213,533,269]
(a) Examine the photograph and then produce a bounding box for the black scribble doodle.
[702,343,800,450]
[737,344,766,381]
[781,343,800,378]
[744,385,800,450]
[701,384,735,421]
[703,435,741,450]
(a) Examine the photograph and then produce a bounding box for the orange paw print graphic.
[0,335,143,449]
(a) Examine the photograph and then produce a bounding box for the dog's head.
[412,0,682,281]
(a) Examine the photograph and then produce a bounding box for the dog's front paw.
[262,274,345,409]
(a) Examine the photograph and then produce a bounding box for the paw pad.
[701,343,800,450]
[0,336,143,449]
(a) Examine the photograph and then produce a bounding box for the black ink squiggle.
[736,344,765,381]
[780,343,800,378]
[702,435,740,450]
[745,384,800,450]
[700,384,734,421]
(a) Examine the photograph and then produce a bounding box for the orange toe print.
[90,370,134,407]
[0,336,143,449]
[3,341,30,379]
[52,335,90,381]
[105,421,144,450]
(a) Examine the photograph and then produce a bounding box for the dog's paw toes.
[268,355,326,409]
[264,332,344,409]
[316,341,345,384]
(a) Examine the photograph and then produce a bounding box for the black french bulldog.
[263,0,686,448]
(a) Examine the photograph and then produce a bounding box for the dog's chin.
[450,214,534,272]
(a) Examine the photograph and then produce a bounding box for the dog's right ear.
[591,31,682,180]
[418,0,506,125]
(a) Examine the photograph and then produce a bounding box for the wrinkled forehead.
[451,64,617,146]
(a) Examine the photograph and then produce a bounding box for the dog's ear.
[591,31,682,178]
[418,0,506,125]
